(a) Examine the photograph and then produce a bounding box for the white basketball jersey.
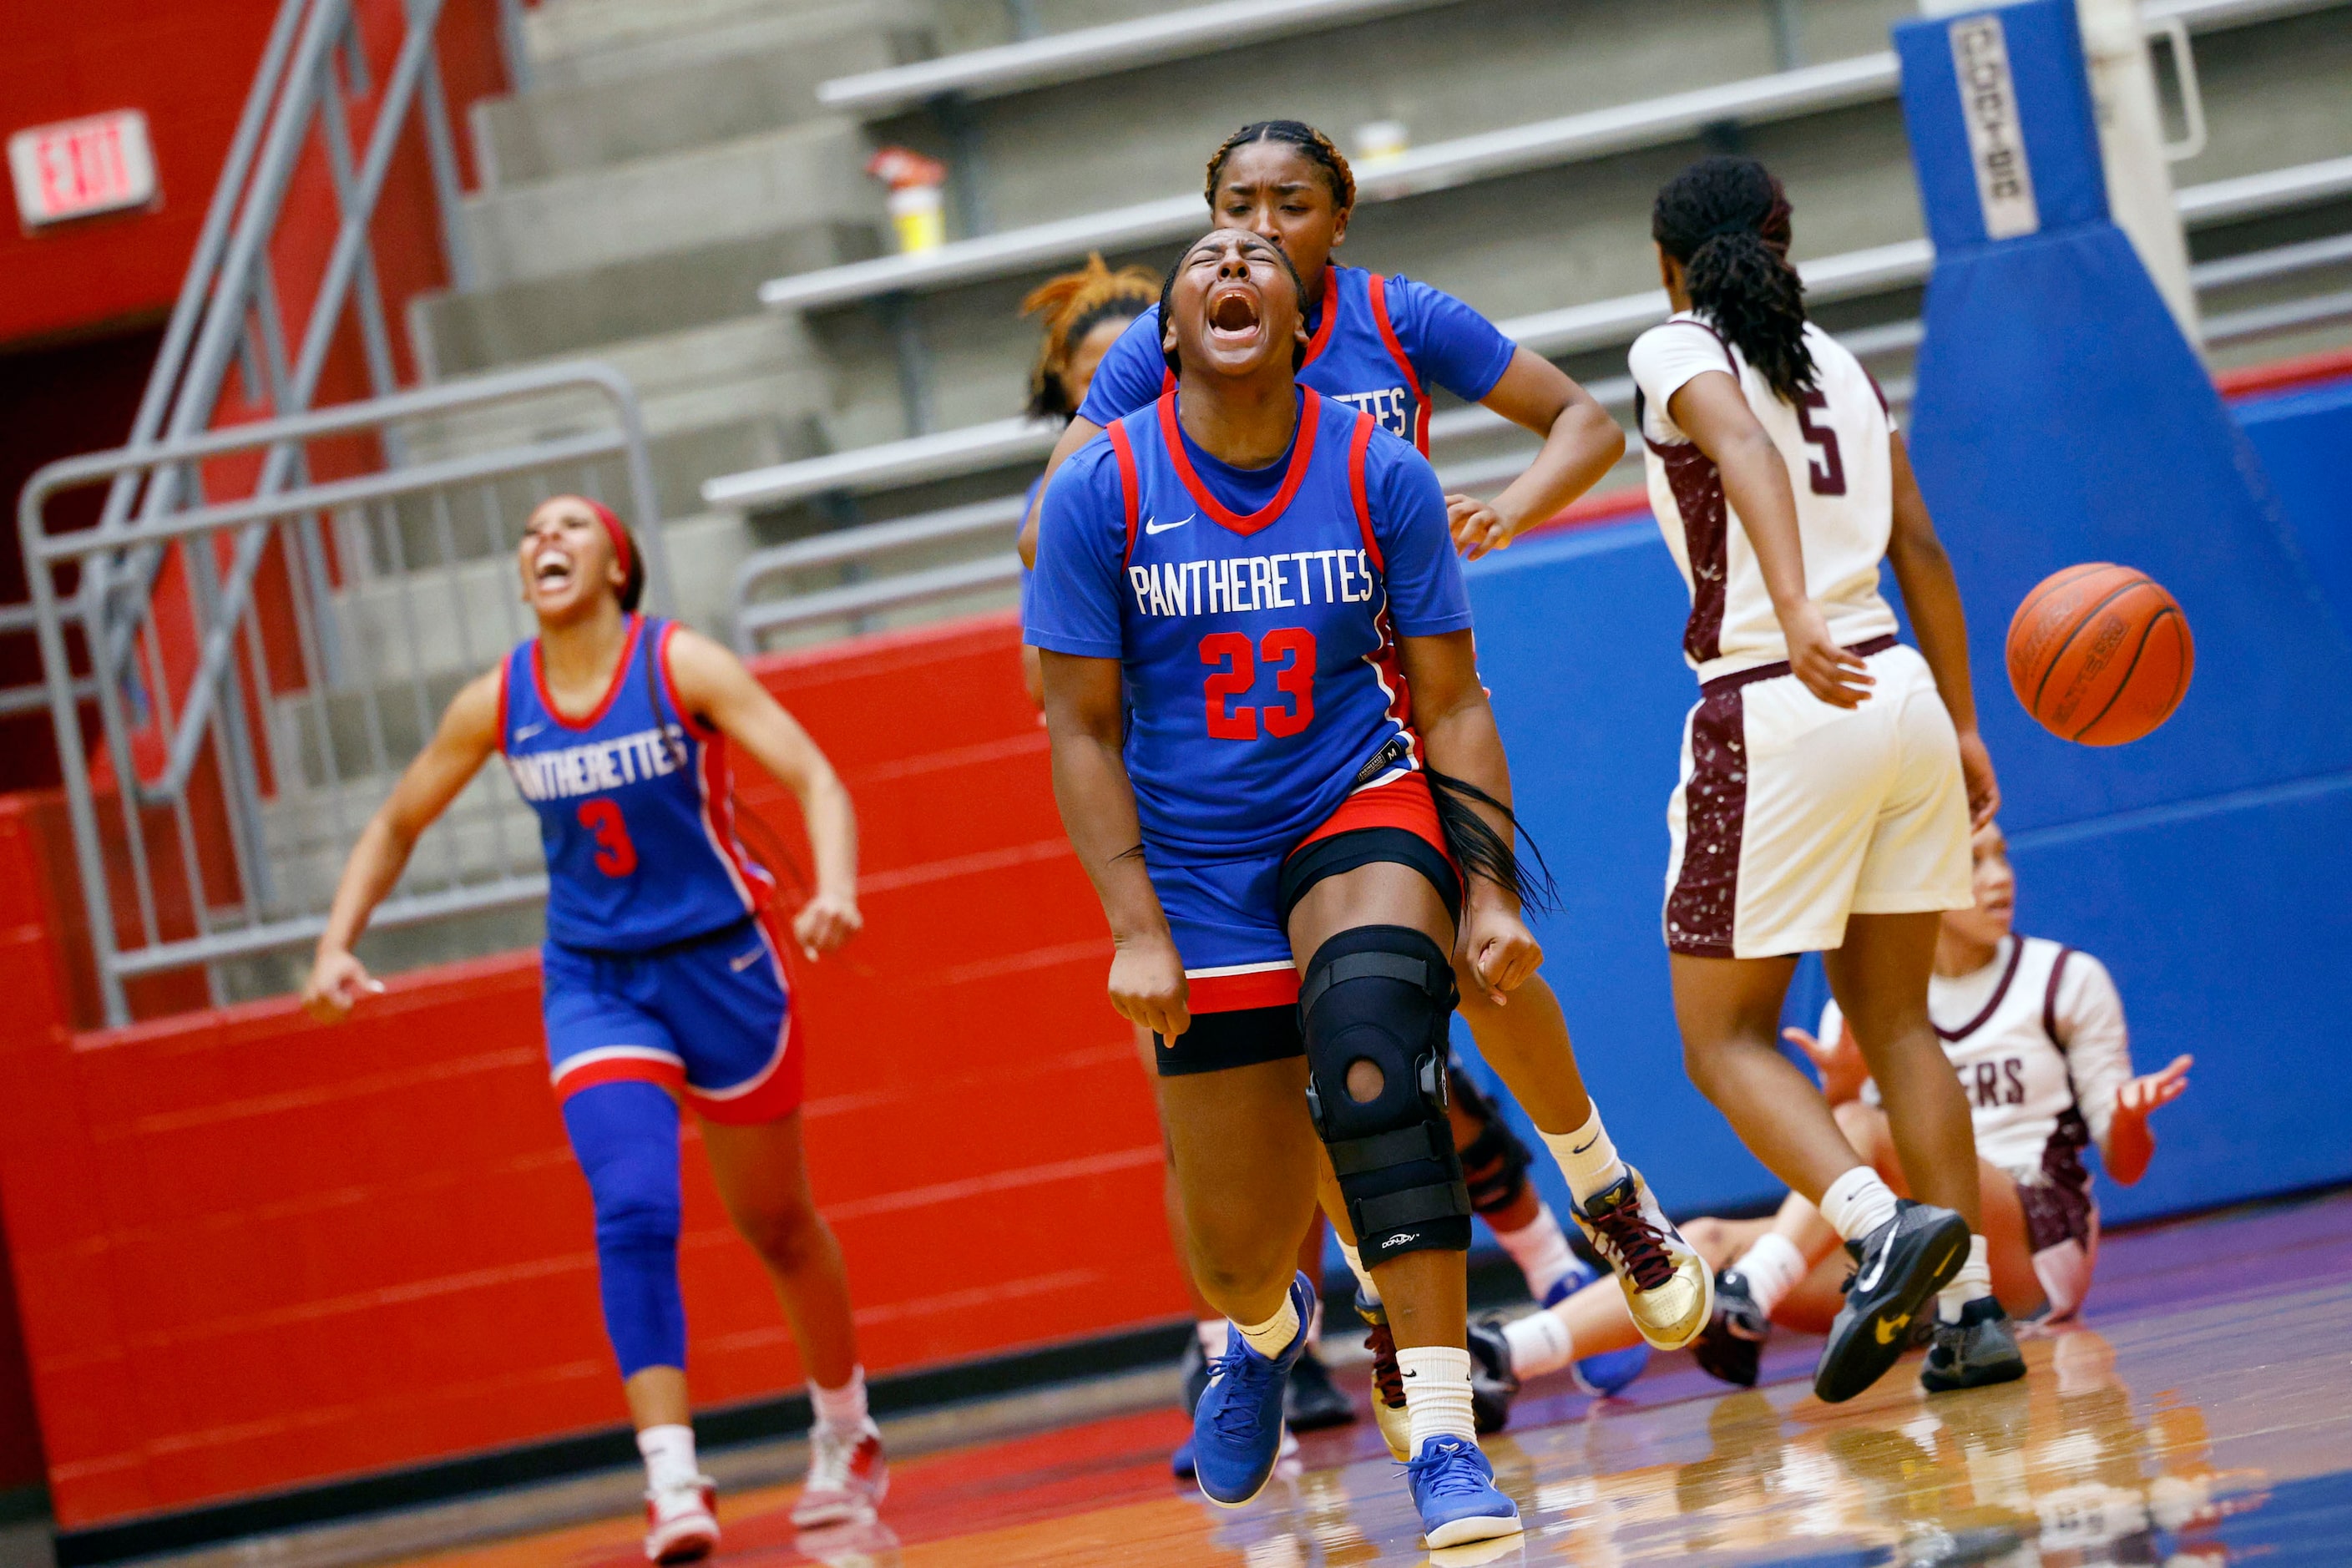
[1629,315,1900,682]
[1823,935,2132,1180]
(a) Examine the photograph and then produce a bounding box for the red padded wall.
[0,612,1188,1530]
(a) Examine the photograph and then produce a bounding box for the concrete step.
[458,119,882,291]
[480,10,927,186]
[522,0,913,89]
[412,220,880,377]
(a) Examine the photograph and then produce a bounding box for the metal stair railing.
[22,363,666,1028]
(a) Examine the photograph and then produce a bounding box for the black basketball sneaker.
[1692,1266,1772,1388]
[1284,1340,1358,1431]
[1920,1295,2027,1393]
[1813,1200,1970,1404]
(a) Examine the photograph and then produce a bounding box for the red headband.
[549,494,631,577]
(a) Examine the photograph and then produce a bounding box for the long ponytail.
[1651,156,1815,404]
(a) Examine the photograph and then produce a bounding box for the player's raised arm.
[1449,347,1625,559]
[663,626,862,958]
[302,668,502,1019]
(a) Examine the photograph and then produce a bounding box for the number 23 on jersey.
[1200,628,1317,740]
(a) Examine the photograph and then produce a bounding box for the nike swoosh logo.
[1143,515,1193,536]
[1874,1312,1911,1344]
[513,721,546,741]
[1854,1241,1891,1294]
[1569,1136,1599,1155]
[730,949,763,972]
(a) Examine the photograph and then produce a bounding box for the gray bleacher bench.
[707,151,2352,516]
[817,0,1466,119]
[765,0,2334,317]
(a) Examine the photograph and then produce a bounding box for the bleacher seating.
[418,0,2349,609]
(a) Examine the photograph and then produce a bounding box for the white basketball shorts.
[1664,638,1972,959]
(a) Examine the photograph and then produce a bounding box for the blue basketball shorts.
[1147,771,1461,1076]
[541,913,802,1123]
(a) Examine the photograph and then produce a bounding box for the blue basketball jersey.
[1075,265,1518,452]
[1028,389,1473,860]
[499,616,773,950]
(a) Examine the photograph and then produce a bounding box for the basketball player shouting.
[1029,227,1527,1546]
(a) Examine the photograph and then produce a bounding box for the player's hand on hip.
[301,948,383,1022]
[1462,904,1542,1006]
[1108,932,1189,1042]
[792,890,862,959]
[1446,493,1515,561]
[1956,728,2000,828]
[1783,601,1871,709]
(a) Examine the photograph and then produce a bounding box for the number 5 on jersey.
[1201,629,1317,740]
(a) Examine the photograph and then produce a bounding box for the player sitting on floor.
[1479,821,2191,1393]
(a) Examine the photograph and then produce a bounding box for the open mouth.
[1206,287,1262,341]
[534,548,575,591]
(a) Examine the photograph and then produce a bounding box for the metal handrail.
[759,0,2343,316]
[731,235,2352,646]
[21,363,666,1026]
[710,156,2352,514]
[819,0,1459,116]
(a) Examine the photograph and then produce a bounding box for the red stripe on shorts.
[1188,967,1303,1012]
[1294,768,1455,869]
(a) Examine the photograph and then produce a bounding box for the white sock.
[1732,1232,1809,1317]
[1397,1346,1478,1450]
[638,1424,699,1491]
[1818,1166,1900,1245]
[1501,1309,1578,1380]
[810,1368,868,1432]
[1237,1295,1301,1358]
[1195,1318,1227,1358]
[1494,1201,1581,1302]
[1338,1239,1380,1306]
[1938,1234,1994,1323]
[1541,1105,1629,1208]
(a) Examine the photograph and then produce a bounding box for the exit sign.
[8,110,158,229]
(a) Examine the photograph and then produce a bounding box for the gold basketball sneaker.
[1572,1166,1712,1350]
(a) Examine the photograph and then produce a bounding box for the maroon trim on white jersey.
[2042,945,2076,1047]
[1939,934,2026,1042]
[1651,436,1731,666]
[1665,680,1748,958]
[1647,322,1743,667]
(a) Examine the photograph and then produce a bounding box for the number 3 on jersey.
[577,797,638,877]
[1201,629,1317,741]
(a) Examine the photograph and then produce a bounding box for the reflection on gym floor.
[392,1191,2351,1568]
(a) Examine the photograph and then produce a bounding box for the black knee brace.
[1448,1055,1535,1217]
[1300,925,1473,1261]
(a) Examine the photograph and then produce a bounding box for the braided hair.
[1022,254,1160,421]
[1651,155,1815,403]
[1156,230,1309,374]
[1203,119,1357,214]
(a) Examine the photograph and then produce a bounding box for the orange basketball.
[2006,564,2194,746]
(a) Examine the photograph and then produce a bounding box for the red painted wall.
[0,613,1189,1530]
[0,0,507,351]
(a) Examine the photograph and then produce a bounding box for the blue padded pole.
[1894,0,2352,827]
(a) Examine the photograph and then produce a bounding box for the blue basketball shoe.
[1191,1272,1314,1507]
[1540,1261,1653,1395]
[1406,1434,1524,1548]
